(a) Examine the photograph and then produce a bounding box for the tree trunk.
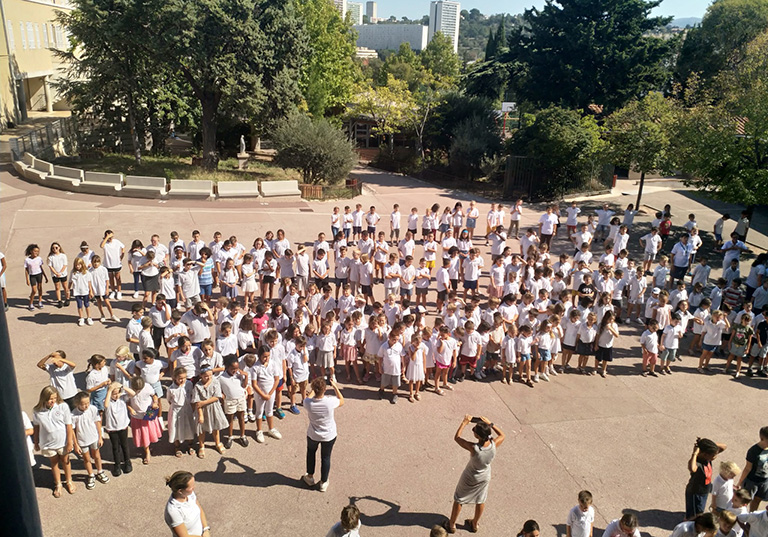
[200,91,221,170]
[635,171,645,211]
[126,93,142,165]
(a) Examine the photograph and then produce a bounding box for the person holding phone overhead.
[444,415,505,534]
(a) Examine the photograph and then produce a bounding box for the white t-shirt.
[33,403,72,450]
[47,363,78,399]
[567,505,595,537]
[712,474,734,510]
[72,405,100,447]
[539,213,558,234]
[70,271,93,297]
[378,340,404,376]
[463,257,484,281]
[102,239,125,269]
[182,311,212,344]
[703,319,728,346]
[48,253,68,277]
[566,206,581,226]
[304,395,340,442]
[104,395,131,432]
[137,359,165,385]
[602,519,640,537]
[597,323,617,348]
[219,370,246,400]
[22,411,35,466]
[164,492,203,536]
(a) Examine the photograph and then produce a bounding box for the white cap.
[652,287,660,294]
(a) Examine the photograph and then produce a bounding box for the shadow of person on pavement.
[349,495,445,529]
[194,456,303,489]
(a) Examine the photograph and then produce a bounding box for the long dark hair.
[520,520,540,537]
[753,253,768,267]
[473,422,493,445]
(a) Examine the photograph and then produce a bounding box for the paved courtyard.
[2,164,767,537]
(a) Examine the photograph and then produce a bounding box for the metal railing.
[8,117,79,161]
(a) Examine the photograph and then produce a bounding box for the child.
[575,313,597,375]
[220,355,249,449]
[70,257,94,326]
[25,243,48,310]
[517,325,534,386]
[566,490,595,537]
[85,354,110,413]
[137,349,165,397]
[390,203,401,243]
[103,382,131,476]
[47,242,70,308]
[37,350,78,409]
[595,311,619,377]
[90,255,119,322]
[711,461,741,513]
[327,504,362,537]
[687,437,728,520]
[287,336,310,414]
[725,314,754,378]
[670,513,717,537]
[734,426,768,512]
[560,309,582,372]
[698,311,730,371]
[501,325,518,383]
[691,298,712,354]
[640,319,660,376]
[193,364,228,457]
[603,514,640,537]
[434,326,457,394]
[315,321,338,382]
[659,313,684,375]
[378,331,405,403]
[249,345,282,443]
[405,333,426,402]
[124,376,163,465]
[33,386,76,497]
[167,367,196,457]
[71,391,109,490]
[339,317,362,384]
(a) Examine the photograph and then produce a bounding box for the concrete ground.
[1,164,767,537]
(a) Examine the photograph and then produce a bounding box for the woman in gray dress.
[444,415,505,534]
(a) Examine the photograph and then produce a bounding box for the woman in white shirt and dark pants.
[302,377,344,493]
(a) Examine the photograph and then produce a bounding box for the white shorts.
[643,252,656,262]
[253,393,275,418]
[504,354,517,365]
[41,447,66,458]
[224,396,247,414]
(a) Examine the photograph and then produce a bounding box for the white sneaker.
[474,372,483,381]
[624,319,631,325]
[116,292,122,300]
[132,291,140,299]
[267,428,282,440]
[302,474,315,487]
[100,317,107,323]
[541,373,550,382]
[86,318,94,326]
[256,430,265,443]
[549,366,558,376]
[533,374,539,383]
[108,292,115,299]
[319,481,329,492]
[111,315,121,322]
[78,318,85,326]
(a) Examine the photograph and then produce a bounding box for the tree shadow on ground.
[194,456,303,489]
[349,495,445,530]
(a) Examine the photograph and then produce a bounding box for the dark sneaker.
[223,437,233,450]
[274,408,285,420]
[123,462,133,474]
[112,465,122,477]
[96,471,110,484]
[240,436,249,447]
[86,475,96,490]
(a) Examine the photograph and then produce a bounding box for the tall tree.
[295,0,360,117]
[508,0,676,112]
[379,43,429,91]
[347,75,415,154]
[420,32,461,88]
[675,0,768,86]
[154,0,308,169]
[485,27,496,60]
[494,15,507,52]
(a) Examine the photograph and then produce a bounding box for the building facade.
[365,1,377,22]
[0,0,73,129]
[347,2,364,25]
[428,0,460,53]
[353,23,429,51]
[333,0,347,19]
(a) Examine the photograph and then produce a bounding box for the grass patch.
[68,154,300,183]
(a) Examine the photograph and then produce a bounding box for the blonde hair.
[34,386,62,411]
[720,461,741,478]
[115,345,131,358]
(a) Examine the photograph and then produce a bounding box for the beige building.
[0,0,72,129]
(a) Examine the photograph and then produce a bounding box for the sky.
[375,0,710,20]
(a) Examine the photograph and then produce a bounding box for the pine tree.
[495,15,507,52]
[485,27,496,59]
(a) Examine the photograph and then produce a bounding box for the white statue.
[239,135,246,155]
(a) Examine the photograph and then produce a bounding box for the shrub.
[272,114,358,185]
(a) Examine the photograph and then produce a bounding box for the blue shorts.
[463,280,478,290]
[715,233,723,242]
[75,295,90,308]
[519,353,531,362]
[400,288,412,297]
[538,349,552,362]
[702,343,719,352]
[200,283,213,296]
[466,217,477,228]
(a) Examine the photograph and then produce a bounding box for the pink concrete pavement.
[1,164,767,537]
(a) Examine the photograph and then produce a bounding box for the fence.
[299,179,364,200]
[502,156,614,201]
[8,117,79,161]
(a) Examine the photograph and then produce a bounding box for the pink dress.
[129,384,164,447]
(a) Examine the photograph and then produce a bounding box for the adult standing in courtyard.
[670,234,693,287]
[444,415,506,534]
[721,232,749,273]
[164,471,210,537]
[538,205,559,248]
[100,230,125,300]
[302,377,344,493]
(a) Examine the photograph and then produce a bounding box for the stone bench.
[168,179,214,200]
[120,175,167,198]
[216,180,261,198]
[80,171,123,195]
[47,165,83,191]
[259,179,302,198]
[23,158,54,183]
[12,153,35,176]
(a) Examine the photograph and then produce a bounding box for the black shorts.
[576,341,594,356]
[53,275,67,284]
[29,273,43,286]
[743,478,768,501]
[437,290,447,301]
[367,226,376,234]
[315,278,328,289]
[463,280,478,290]
[562,343,575,352]
[353,226,362,235]
[262,275,275,285]
[335,277,348,287]
[450,279,458,291]
[361,285,372,297]
[107,267,122,273]
[408,228,417,236]
[595,346,613,362]
[672,265,687,281]
[415,287,428,296]
[611,299,622,310]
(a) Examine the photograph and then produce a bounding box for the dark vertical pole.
[0,308,44,537]
[635,171,645,212]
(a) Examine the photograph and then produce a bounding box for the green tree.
[449,116,502,179]
[508,0,676,112]
[296,0,360,117]
[604,92,677,208]
[675,0,768,86]
[379,43,429,91]
[154,0,308,169]
[272,113,358,184]
[425,93,497,156]
[674,32,768,205]
[348,75,415,154]
[420,32,461,88]
[485,27,496,60]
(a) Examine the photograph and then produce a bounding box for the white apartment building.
[333,0,347,19]
[353,23,429,51]
[347,2,364,25]
[428,0,460,53]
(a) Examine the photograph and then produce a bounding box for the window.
[27,22,34,49]
[19,22,26,50]
[42,23,49,48]
[6,21,14,52]
[35,23,41,49]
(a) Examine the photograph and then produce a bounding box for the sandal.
[175,449,183,458]
[465,519,478,533]
[52,483,62,498]
[215,443,226,454]
[436,389,445,396]
[197,447,206,459]
[414,393,421,401]
[443,520,456,534]
[408,395,414,403]
[63,481,76,495]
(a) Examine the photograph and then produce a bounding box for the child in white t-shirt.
[711,461,741,512]
[72,391,109,489]
[567,490,595,537]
